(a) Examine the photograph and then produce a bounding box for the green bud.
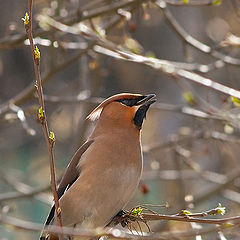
[38,107,44,121]
[216,203,225,215]
[22,12,29,25]
[49,131,56,145]
[212,0,221,6]
[131,207,143,216]
[34,46,40,60]
[231,96,240,108]
[180,209,192,215]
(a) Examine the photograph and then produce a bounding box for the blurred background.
[1,0,240,239]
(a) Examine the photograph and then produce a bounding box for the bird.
[40,93,156,240]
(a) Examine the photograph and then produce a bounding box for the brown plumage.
[40,93,156,240]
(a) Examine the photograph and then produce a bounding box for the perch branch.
[1,210,240,240]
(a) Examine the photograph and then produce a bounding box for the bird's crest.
[87,93,142,121]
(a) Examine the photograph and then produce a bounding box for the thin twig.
[194,168,240,204]
[24,0,62,236]
[0,173,51,203]
[36,14,240,102]
[164,0,220,6]
[0,0,149,49]
[144,130,240,153]
[139,213,238,225]
[0,10,129,116]
[156,0,240,66]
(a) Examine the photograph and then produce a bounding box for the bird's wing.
[40,140,94,239]
[57,140,94,198]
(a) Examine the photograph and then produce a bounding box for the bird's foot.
[116,210,127,217]
[116,210,129,227]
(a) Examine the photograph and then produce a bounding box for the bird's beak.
[136,94,157,106]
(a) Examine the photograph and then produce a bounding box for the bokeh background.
[1,0,240,239]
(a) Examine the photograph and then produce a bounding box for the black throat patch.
[133,104,150,130]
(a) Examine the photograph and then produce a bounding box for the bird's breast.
[85,132,142,173]
[60,132,143,228]
[80,133,143,221]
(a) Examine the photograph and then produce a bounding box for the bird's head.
[87,93,156,130]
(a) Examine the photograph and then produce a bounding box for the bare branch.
[164,0,220,6]
[24,0,62,234]
[0,173,51,204]
[156,0,240,66]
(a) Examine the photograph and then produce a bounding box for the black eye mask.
[115,96,145,107]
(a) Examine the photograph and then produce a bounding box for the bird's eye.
[120,99,131,105]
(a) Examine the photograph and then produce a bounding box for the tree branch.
[24,0,62,236]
